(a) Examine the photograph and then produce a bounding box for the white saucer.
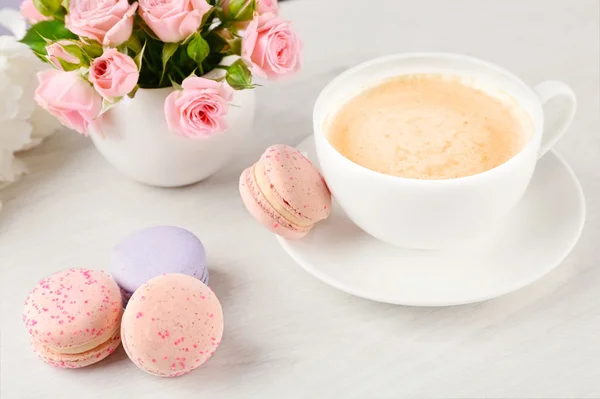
[276,136,586,306]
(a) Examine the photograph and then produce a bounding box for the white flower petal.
[0,10,27,39]
[0,119,32,151]
[0,36,30,58]
[0,150,27,187]
[16,84,37,120]
[0,83,23,121]
[0,30,58,192]
[26,107,62,149]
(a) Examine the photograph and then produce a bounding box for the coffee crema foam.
[326,74,533,179]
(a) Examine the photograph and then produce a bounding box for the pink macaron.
[23,268,123,368]
[239,144,332,239]
[121,274,224,378]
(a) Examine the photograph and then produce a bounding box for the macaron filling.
[33,329,121,368]
[34,328,120,357]
[40,318,121,354]
[252,163,314,228]
[244,167,309,234]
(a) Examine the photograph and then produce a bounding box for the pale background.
[1,0,599,397]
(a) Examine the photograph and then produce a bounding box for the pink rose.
[256,0,278,15]
[46,40,80,70]
[242,13,302,79]
[35,70,102,135]
[139,0,212,43]
[66,0,137,46]
[20,0,50,24]
[164,76,233,138]
[89,49,139,101]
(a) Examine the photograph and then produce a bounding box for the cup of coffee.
[313,53,576,249]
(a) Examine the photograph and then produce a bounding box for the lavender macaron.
[110,226,209,305]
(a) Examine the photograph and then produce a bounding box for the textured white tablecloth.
[1,0,599,397]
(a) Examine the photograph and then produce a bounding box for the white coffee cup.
[313,53,576,249]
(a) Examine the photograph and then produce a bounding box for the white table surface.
[1,0,599,397]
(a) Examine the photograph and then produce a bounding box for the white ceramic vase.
[90,84,255,187]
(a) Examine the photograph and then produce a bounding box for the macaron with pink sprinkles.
[239,144,332,239]
[121,274,224,377]
[23,268,124,368]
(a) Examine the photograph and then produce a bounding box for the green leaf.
[81,39,103,58]
[200,7,215,28]
[32,0,51,16]
[61,0,69,9]
[19,20,77,55]
[161,42,178,81]
[214,7,226,22]
[33,0,62,17]
[62,43,84,60]
[133,40,146,70]
[225,59,254,90]
[99,97,122,116]
[55,57,80,71]
[127,85,139,99]
[124,35,142,54]
[33,52,47,62]
[227,38,241,56]
[205,30,229,54]
[169,75,183,91]
[187,33,210,65]
[227,0,255,21]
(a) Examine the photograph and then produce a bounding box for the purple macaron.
[110,226,209,305]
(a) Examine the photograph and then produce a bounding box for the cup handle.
[533,80,577,158]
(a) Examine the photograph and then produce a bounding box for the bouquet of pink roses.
[19,0,301,138]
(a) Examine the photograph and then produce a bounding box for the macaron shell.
[239,166,309,240]
[23,268,123,352]
[32,329,121,369]
[259,145,331,222]
[121,274,224,378]
[120,274,209,307]
[111,226,208,296]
